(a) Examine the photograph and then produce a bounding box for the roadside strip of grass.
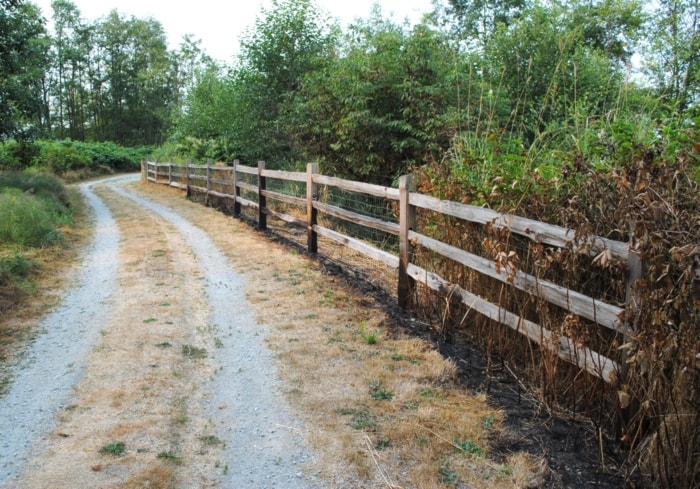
[0,173,90,395]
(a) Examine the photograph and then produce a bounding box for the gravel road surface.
[0,174,319,488]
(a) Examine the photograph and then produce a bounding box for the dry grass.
[136,181,547,488]
[122,466,177,489]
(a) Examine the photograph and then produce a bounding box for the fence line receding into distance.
[144,160,641,384]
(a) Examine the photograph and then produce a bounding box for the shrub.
[0,189,61,247]
[0,253,36,286]
[35,140,90,175]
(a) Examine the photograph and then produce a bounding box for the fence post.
[233,159,241,217]
[617,227,643,440]
[306,163,318,253]
[168,163,172,186]
[204,158,212,206]
[185,159,191,198]
[398,174,416,309]
[258,161,267,230]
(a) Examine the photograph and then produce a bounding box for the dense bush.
[0,139,151,176]
[0,189,62,247]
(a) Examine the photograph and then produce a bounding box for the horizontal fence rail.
[144,160,639,384]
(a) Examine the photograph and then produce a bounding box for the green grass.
[157,451,182,464]
[181,344,207,359]
[0,189,63,247]
[359,321,378,345]
[99,441,126,456]
[369,381,393,401]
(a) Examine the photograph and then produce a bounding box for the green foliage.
[0,171,71,249]
[454,438,484,456]
[644,0,700,111]
[36,140,91,174]
[99,441,126,456]
[286,15,459,184]
[0,139,148,174]
[156,451,182,464]
[0,189,63,248]
[0,253,36,286]
[0,0,50,140]
[369,381,393,401]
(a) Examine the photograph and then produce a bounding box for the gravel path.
[0,174,318,488]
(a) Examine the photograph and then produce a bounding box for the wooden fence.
[144,160,640,384]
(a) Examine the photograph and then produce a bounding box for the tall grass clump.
[0,172,73,311]
[0,190,63,248]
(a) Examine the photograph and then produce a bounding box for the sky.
[32,0,437,63]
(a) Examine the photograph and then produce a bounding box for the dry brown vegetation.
[412,149,699,487]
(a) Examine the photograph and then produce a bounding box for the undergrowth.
[0,172,75,313]
[412,110,699,488]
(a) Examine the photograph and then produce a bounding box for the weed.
[174,397,188,424]
[328,331,343,343]
[369,381,393,401]
[454,438,484,456]
[152,250,166,257]
[143,317,157,323]
[99,441,126,456]
[419,387,442,398]
[439,460,458,486]
[359,321,378,344]
[156,341,172,348]
[482,415,495,429]
[182,344,207,359]
[157,451,182,464]
[199,435,223,447]
[213,337,223,348]
[375,438,391,449]
[338,409,378,431]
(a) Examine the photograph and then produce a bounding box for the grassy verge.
[0,171,89,394]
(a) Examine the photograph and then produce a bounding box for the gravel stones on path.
[0,174,320,488]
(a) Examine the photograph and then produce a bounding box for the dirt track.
[0,174,318,488]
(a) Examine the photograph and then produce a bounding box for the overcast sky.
[32,0,436,63]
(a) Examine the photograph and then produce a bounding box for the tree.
[645,0,700,111]
[50,0,92,139]
[286,12,460,183]
[93,11,175,145]
[566,0,645,64]
[444,0,528,47]
[0,0,49,139]
[481,2,629,142]
[234,0,339,164]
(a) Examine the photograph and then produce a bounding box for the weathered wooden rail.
[144,160,640,384]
